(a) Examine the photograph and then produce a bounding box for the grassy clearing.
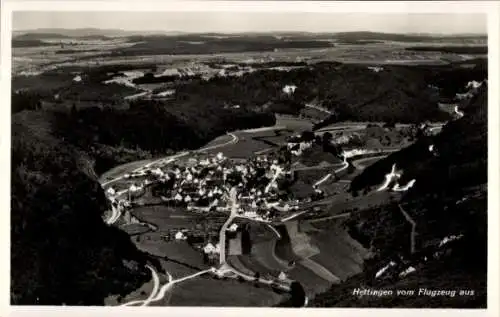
[238,254,280,277]
[130,206,198,237]
[252,240,290,272]
[285,221,320,259]
[134,237,207,269]
[205,135,271,158]
[287,263,331,297]
[166,274,285,306]
[309,228,367,281]
[227,255,255,276]
[275,115,314,132]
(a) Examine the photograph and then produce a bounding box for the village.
[102,129,335,262]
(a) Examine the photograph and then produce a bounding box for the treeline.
[12,39,55,48]
[406,45,487,54]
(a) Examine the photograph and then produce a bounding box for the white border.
[1,2,499,317]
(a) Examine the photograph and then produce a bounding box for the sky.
[13,12,486,34]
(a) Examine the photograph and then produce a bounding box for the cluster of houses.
[147,152,300,221]
[104,151,303,226]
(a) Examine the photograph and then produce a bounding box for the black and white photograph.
[2,1,499,315]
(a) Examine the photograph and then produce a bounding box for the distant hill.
[13,28,186,39]
[14,32,72,40]
[12,29,487,41]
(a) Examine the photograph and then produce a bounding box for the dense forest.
[54,100,276,174]
[11,111,163,305]
[110,35,334,56]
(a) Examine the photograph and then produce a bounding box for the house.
[152,168,164,176]
[129,184,141,192]
[466,80,482,90]
[203,242,220,254]
[367,66,384,73]
[228,223,239,232]
[282,85,297,95]
[278,271,288,281]
[175,231,187,240]
[106,187,116,196]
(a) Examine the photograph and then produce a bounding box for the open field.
[309,225,368,281]
[134,237,207,269]
[167,274,286,307]
[131,205,198,230]
[287,263,332,297]
[13,39,486,77]
[252,240,291,272]
[205,133,274,158]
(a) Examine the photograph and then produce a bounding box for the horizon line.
[12,27,488,36]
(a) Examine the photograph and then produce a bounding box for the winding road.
[121,267,219,306]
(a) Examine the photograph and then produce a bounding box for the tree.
[322,132,333,144]
[254,272,260,281]
[383,121,396,129]
[301,130,315,142]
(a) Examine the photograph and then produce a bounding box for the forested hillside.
[11,111,163,305]
[312,84,487,308]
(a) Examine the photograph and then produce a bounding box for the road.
[219,187,238,265]
[120,264,159,307]
[307,212,352,223]
[300,258,340,284]
[304,104,333,115]
[351,155,387,170]
[121,267,219,306]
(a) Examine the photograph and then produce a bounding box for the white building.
[203,242,221,254]
[228,223,239,232]
[398,266,416,278]
[282,85,297,95]
[367,66,384,73]
[175,231,187,240]
[106,187,116,196]
[152,168,164,176]
[129,184,141,192]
